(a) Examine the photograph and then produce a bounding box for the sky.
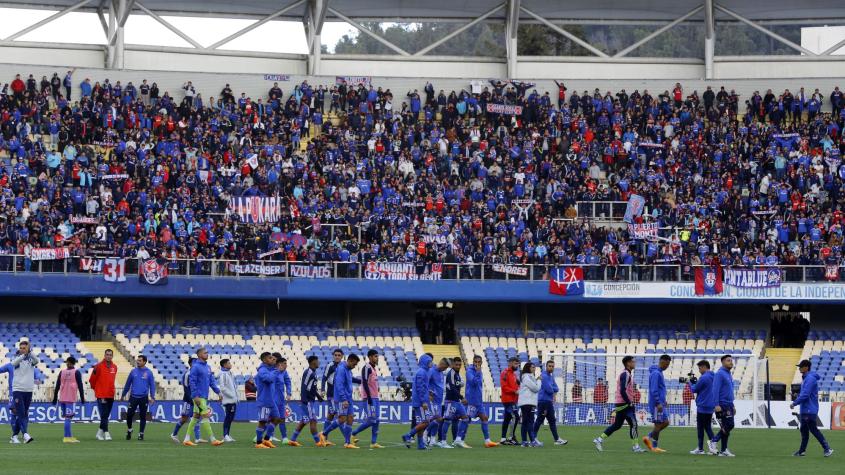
[0,7,358,53]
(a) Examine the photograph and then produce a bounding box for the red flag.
[694,267,723,295]
[549,267,584,296]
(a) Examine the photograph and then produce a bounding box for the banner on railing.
[485,103,523,115]
[826,265,840,282]
[263,74,290,81]
[227,262,286,276]
[336,75,371,86]
[70,216,98,224]
[103,258,126,283]
[492,263,528,277]
[723,268,781,288]
[627,222,659,240]
[30,247,70,261]
[139,258,168,285]
[228,196,282,224]
[364,262,442,280]
[78,257,104,272]
[100,174,129,180]
[289,264,332,279]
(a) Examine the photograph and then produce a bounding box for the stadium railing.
[0,255,839,283]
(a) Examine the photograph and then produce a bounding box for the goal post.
[543,352,769,429]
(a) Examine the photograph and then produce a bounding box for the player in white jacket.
[218,359,238,442]
[517,362,541,447]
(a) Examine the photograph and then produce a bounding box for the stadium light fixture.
[93,297,102,304]
[446,302,453,309]
[103,297,111,304]
[436,301,444,309]
[771,304,779,311]
[781,305,789,312]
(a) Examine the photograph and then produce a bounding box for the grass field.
[2,422,842,474]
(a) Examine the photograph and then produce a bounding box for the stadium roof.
[2,0,844,22]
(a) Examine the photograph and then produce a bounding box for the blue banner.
[0,401,690,426]
[624,194,646,223]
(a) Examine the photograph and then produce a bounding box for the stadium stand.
[460,325,767,403]
[795,330,845,401]
[107,322,424,400]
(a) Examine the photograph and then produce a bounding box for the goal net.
[544,353,768,429]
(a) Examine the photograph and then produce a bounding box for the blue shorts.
[413,406,434,423]
[326,399,338,416]
[466,403,485,419]
[365,398,380,420]
[335,399,354,417]
[258,405,280,422]
[430,403,442,419]
[650,405,667,424]
[276,401,287,419]
[60,403,75,418]
[300,402,318,423]
[180,401,193,418]
[444,401,467,420]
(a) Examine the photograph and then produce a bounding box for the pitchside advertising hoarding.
[1,400,838,429]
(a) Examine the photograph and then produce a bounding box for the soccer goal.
[544,352,769,429]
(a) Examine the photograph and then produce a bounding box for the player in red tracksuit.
[500,357,520,445]
[89,349,118,441]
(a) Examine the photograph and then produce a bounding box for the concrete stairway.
[765,348,803,385]
[422,344,464,377]
[80,341,133,388]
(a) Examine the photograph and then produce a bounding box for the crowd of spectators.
[2,69,845,280]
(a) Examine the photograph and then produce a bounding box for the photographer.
[685,360,716,454]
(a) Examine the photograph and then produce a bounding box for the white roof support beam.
[520,5,609,58]
[715,3,817,56]
[97,0,109,37]
[414,2,505,56]
[208,0,305,50]
[305,0,327,74]
[704,0,715,79]
[4,0,95,41]
[328,6,411,56]
[505,0,519,78]
[614,5,702,57]
[119,0,135,26]
[136,1,203,49]
[821,37,845,56]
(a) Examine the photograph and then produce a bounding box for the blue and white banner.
[723,268,782,288]
[623,194,646,223]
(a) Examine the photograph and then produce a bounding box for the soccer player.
[319,348,344,446]
[172,358,201,444]
[535,360,567,446]
[51,356,85,443]
[688,360,716,454]
[121,355,155,441]
[500,357,520,445]
[465,355,498,448]
[333,353,361,449]
[89,349,117,441]
[593,355,645,453]
[254,352,283,449]
[0,362,15,440]
[10,340,38,444]
[218,358,238,443]
[425,358,449,448]
[185,347,223,446]
[710,354,735,457]
[643,354,670,453]
[290,355,322,446]
[441,357,471,448]
[270,354,293,444]
[791,359,834,457]
[352,350,383,448]
[403,354,433,450]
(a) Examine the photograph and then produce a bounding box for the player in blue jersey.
[440,357,471,448]
[171,358,201,444]
[0,362,15,440]
[254,352,283,449]
[402,354,434,450]
[351,350,384,449]
[791,359,834,457]
[319,349,344,447]
[465,355,498,448]
[290,355,322,447]
[534,360,567,446]
[643,354,670,453]
[273,354,293,444]
[687,360,716,454]
[424,358,449,448]
[710,355,736,457]
[333,353,361,449]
